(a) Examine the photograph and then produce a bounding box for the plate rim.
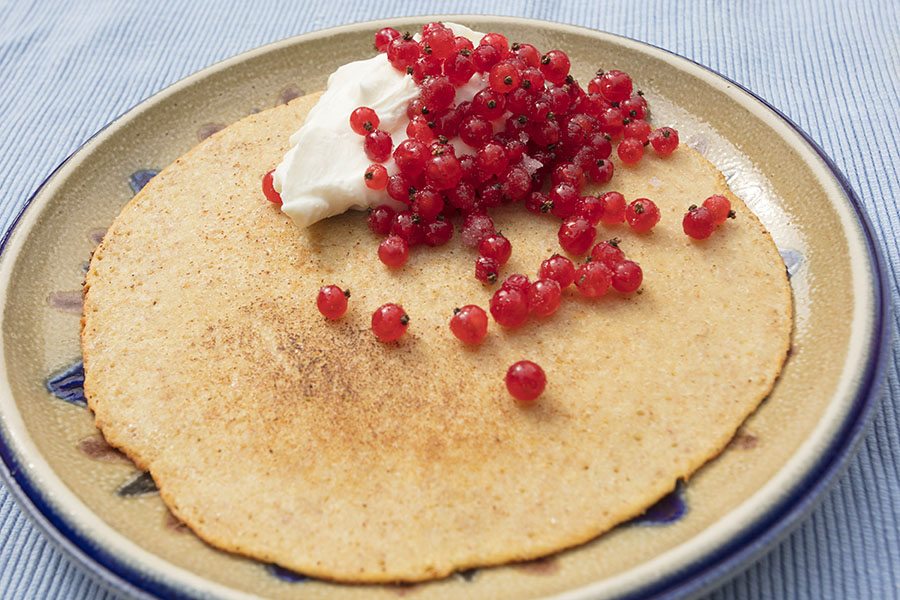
[0,14,891,600]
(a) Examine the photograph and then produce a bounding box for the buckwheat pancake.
[81,92,792,583]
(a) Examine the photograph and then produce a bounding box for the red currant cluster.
[358,23,678,275]
[682,194,735,239]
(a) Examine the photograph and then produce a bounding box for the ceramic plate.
[0,15,889,600]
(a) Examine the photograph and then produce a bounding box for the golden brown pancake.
[81,92,792,583]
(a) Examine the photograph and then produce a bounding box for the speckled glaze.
[0,16,888,600]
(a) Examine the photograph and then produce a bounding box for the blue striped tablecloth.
[1,1,898,598]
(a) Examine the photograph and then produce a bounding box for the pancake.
[81,92,792,583]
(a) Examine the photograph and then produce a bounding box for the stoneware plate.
[0,15,889,600]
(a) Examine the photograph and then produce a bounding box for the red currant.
[611,260,643,293]
[461,213,495,247]
[649,127,679,155]
[371,303,409,342]
[549,182,580,219]
[598,107,625,138]
[423,217,454,246]
[626,198,660,232]
[364,164,388,190]
[590,239,625,268]
[378,235,409,267]
[577,194,603,225]
[540,50,570,85]
[501,273,531,295]
[445,51,476,86]
[364,130,392,162]
[558,216,597,255]
[374,27,400,53]
[412,187,443,221]
[505,360,546,402]
[391,211,425,245]
[512,42,541,68]
[262,169,281,204]
[472,43,501,72]
[621,93,648,120]
[477,141,509,177]
[683,205,717,239]
[598,191,626,223]
[450,305,489,344]
[366,204,395,236]
[479,233,512,265]
[538,254,576,288]
[489,60,521,93]
[501,165,531,201]
[411,54,442,84]
[475,256,500,283]
[350,106,380,135]
[480,33,510,59]
[422,22,455,59]
[425,150,463,190]
[551,163,586,190]
[623,119,652,144]
[387,35,419,71]
[587,159,614,185]
[617,137,645,164]
[528,279,562,316]
[316,285,349,320]
[574,261,612,297]
[489,287,529,327]
[419,76,455,112]
[597,69,633,103]
[703,194,732,225]
[471,88,506,120]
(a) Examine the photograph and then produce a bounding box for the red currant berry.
[589,158,615,184]
[500,165,531,201]
[577,194,603,225]
[446,180,477,211]
[411,54,442,84]
[392,139,427,176]
[611,260,643,293]
[551,163,586,190]
[422,22,455,59]
[623,119,652,144]
[461,213,495,247]
[528,279,562,317]
[477,142,509,177]
[407,115,436,143]
[519,67,545,92]
[539,50,570,85]
[512,42,541,68]
[366,204,395,236]
[471,88,506,120]
[371,303,409,342]
[445,51,476,86]
[413,187,444,221]
[316,285,349,320]
[574,261,612,297]
[558,216,597,255]
[386,36,419,71]
[505,360,546,402]
[454,36,475,52]
[419,76,455,113]
[526,191,548,214]
[590,239,626,268]
[378,235,410,267]
[549,182,580,219]
[597,69,633,103]
[683,205,717,239]
[262,169,281,204]
[598,191,626,223]
[626,198,660,232]
[364,130,392,162]
[391,210,425,245]
[649,126,679,155]
[703,194,733,225]
[530,119,560,147]
[406,97,429,120]
[480,33,510,59]
[479,233,512,265]
[489,61,521,93]
[587,132,613,159]
[425,150,463,190]
[364,164,388,190]
[490,287,529,327]
[450,305,489,344]
[472,43,501,72]
[617,137,645,164]
[538,254,576,288]
[423,217,453,246]
[374,27,400,53]
[598,107,625,138]
[475,255,500,284]
[547,85,572,114]
[621,93,648,120]
[501,274,531,296]
[350,106,380,135]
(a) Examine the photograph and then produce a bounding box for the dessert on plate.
[81,22,792,583]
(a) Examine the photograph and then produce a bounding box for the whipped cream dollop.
[273,23,487,228]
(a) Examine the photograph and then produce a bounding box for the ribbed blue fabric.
[1,1,898,598]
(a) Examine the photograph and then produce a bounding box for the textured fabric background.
[1,1,897,598]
